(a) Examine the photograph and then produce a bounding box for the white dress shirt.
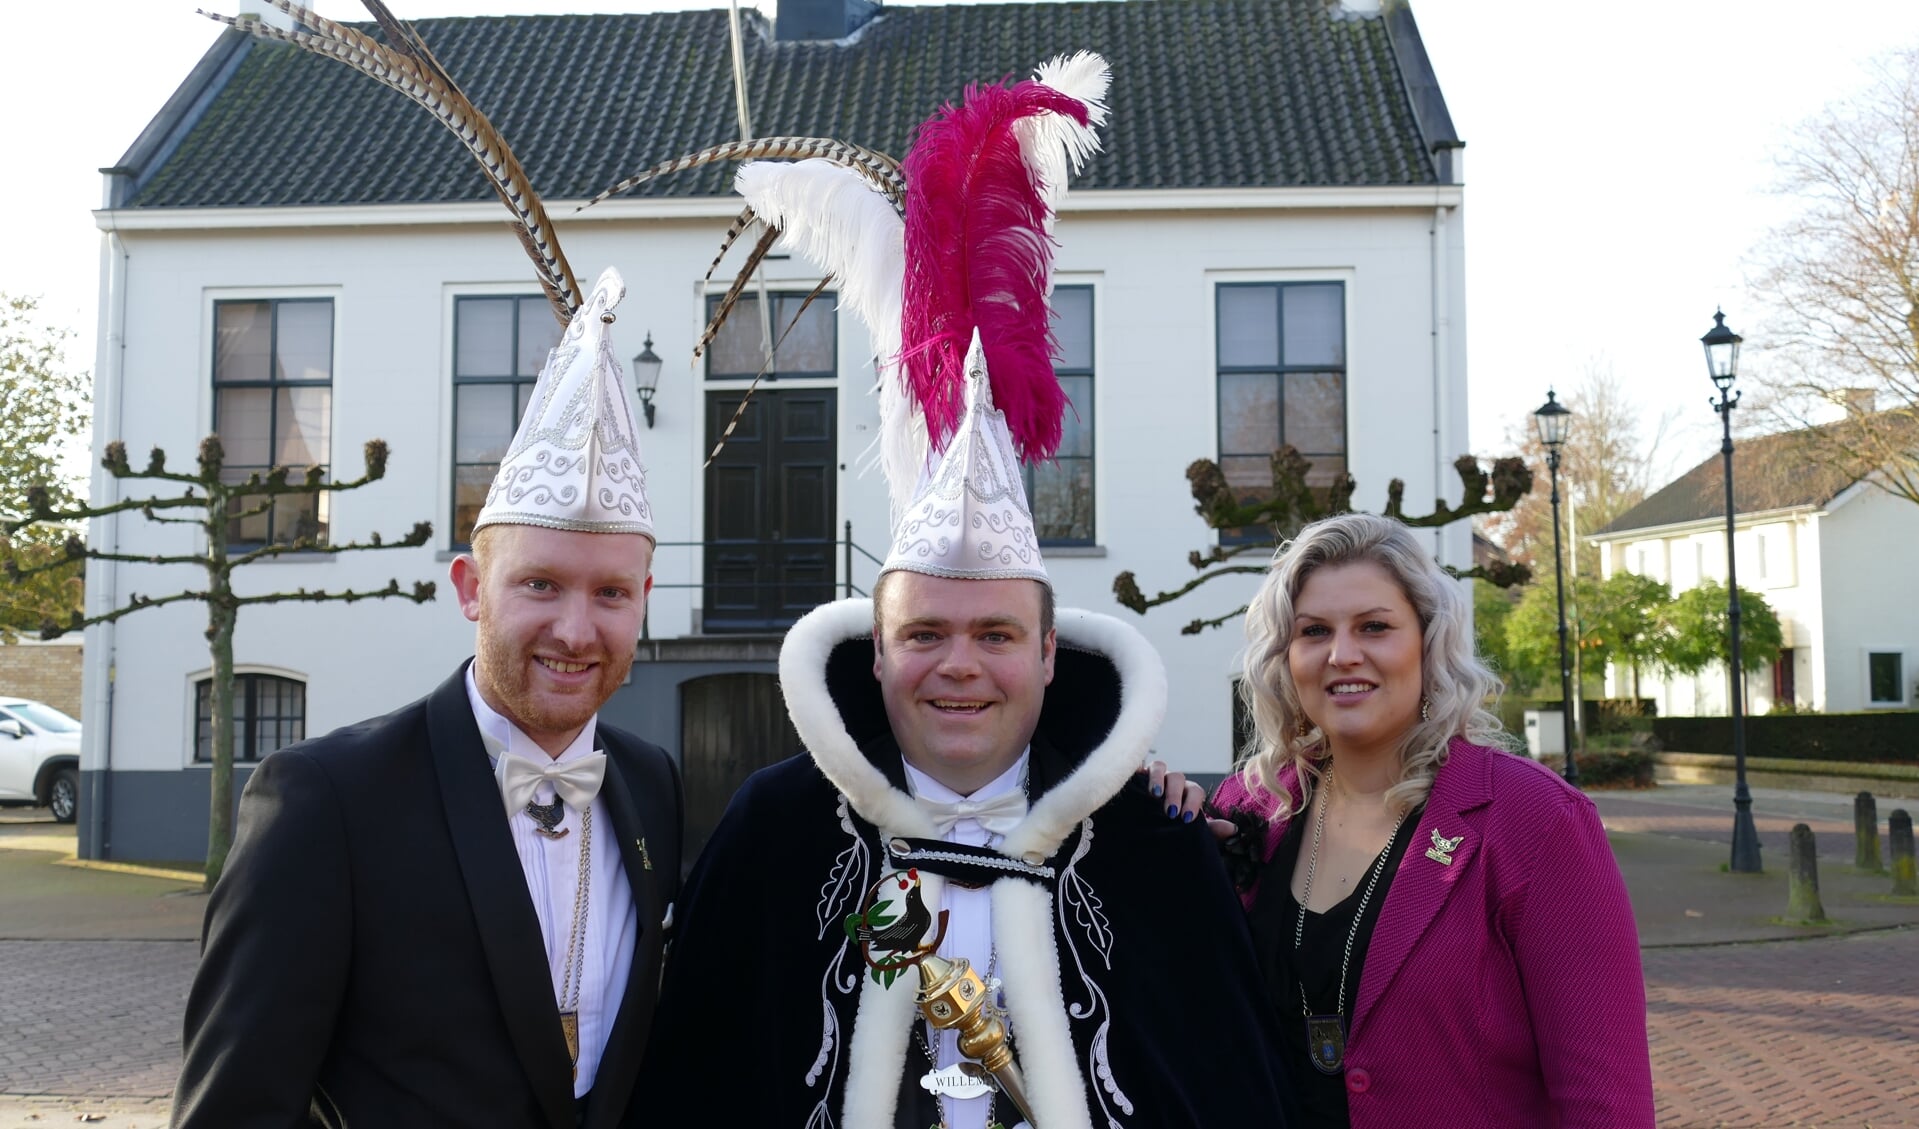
[466,667,637,1097]
[902,751,1030,1129]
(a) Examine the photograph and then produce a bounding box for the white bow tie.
[495,751,607,817]
[915,790,1028,838]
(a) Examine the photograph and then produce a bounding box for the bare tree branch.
[1116,447,1533,632]
[1748,48,1919,506]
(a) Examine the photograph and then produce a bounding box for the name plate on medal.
[919,1063,992,1099]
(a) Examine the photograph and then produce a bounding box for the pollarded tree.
[1113,445,1534,634]
[4,436,435,888]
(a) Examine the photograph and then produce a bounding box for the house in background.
[1590,427,1919,718]
[83,0,1468,861]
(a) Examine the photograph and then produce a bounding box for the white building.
[1590,428,1919,718]
[83,0,1469,860]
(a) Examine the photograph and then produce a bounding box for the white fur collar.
[778,598,1169,863]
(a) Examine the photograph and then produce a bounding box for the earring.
[1420,696,1431,722]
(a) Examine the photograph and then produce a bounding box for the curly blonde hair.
[1236,513,1510,821]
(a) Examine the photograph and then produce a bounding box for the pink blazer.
[1213,738,1654,1129]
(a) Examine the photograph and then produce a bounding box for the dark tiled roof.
[1592,428,1866,537]
[123,0,1444,209]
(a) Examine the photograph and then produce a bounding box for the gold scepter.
[916,953,1038,1126]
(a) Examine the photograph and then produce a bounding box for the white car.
[0,697,81,824]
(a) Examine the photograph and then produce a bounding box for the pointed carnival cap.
[880,330,1046,585]
[473,267,654,539]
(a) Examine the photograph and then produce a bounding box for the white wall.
[1818,486,1919,712]
[88,196,1465,776]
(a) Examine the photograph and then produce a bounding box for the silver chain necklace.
[1293,771,1406,1076]
[555,804,592,1080]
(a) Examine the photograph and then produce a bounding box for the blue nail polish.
[1166,804,1178,818]
[1183,810,1196,823]
[1151,784,1164,797]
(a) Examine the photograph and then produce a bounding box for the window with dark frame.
[450,295,565,546]
[194,673,306,763]
[1025,286,1096,545]
[212,299,335,546]
[705,292,837,379]
[1215,281,1347,545]
[1868,651,1905,705]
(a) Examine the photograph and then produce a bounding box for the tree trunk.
[206,595,237,894]
[203,500,236,892]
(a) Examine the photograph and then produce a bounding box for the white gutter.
[1584,503,1825,545]
[94,184,1466,233]
[86,212,130,859]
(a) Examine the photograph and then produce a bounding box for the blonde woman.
[1210,513,1652,1128]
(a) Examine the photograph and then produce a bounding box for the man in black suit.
[173,269,680,1129]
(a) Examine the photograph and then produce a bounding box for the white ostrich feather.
[732,159,923,512]
[1016,51,1112,217]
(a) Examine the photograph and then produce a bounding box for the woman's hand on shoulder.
[1142,759,1237,839]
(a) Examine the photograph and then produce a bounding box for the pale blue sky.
[5,0,1917,480]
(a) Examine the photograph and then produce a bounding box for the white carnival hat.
[473,267,654,539]
[880,330,1047,585]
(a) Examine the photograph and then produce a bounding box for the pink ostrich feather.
[900,79,1090,463]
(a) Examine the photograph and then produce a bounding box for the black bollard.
[1856,792,1883,872]
[1891,810,1916,897]
[1785,823,1828,923]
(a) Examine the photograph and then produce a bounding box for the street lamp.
[1702,309,1762,873]
[632,333,663,428]
[1533,389,1577,784]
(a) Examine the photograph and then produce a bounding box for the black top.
[1250,804,1422,1128]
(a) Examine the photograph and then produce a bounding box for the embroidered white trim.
[1058,818,1133,1122]
[806,793,872,1109]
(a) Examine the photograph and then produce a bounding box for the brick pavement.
[1645,928,1919,1128]
[0,941,194,1100]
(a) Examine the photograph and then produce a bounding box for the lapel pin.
[1425,829,1464,865]
[636,837,654,871]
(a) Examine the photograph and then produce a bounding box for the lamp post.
[1702,309,1762,873]
[1533,390,1577,783]
[632,333,663,428]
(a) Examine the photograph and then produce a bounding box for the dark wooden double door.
[703,388,837,632]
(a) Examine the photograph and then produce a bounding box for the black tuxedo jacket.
[173,663,682,1129]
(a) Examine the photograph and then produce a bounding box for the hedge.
[1652,713,1919,766]
[1573,748,1655,788]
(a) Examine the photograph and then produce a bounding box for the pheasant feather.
[694,224,783,361]
[584,137,907,215]
[901,79,1090,462]
[201,1,582,322]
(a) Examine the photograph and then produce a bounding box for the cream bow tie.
[915,790,1027,838]
[496,751,607,816]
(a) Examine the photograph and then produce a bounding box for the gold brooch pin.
[636,838,653,871]
[1425,829,1464,865]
